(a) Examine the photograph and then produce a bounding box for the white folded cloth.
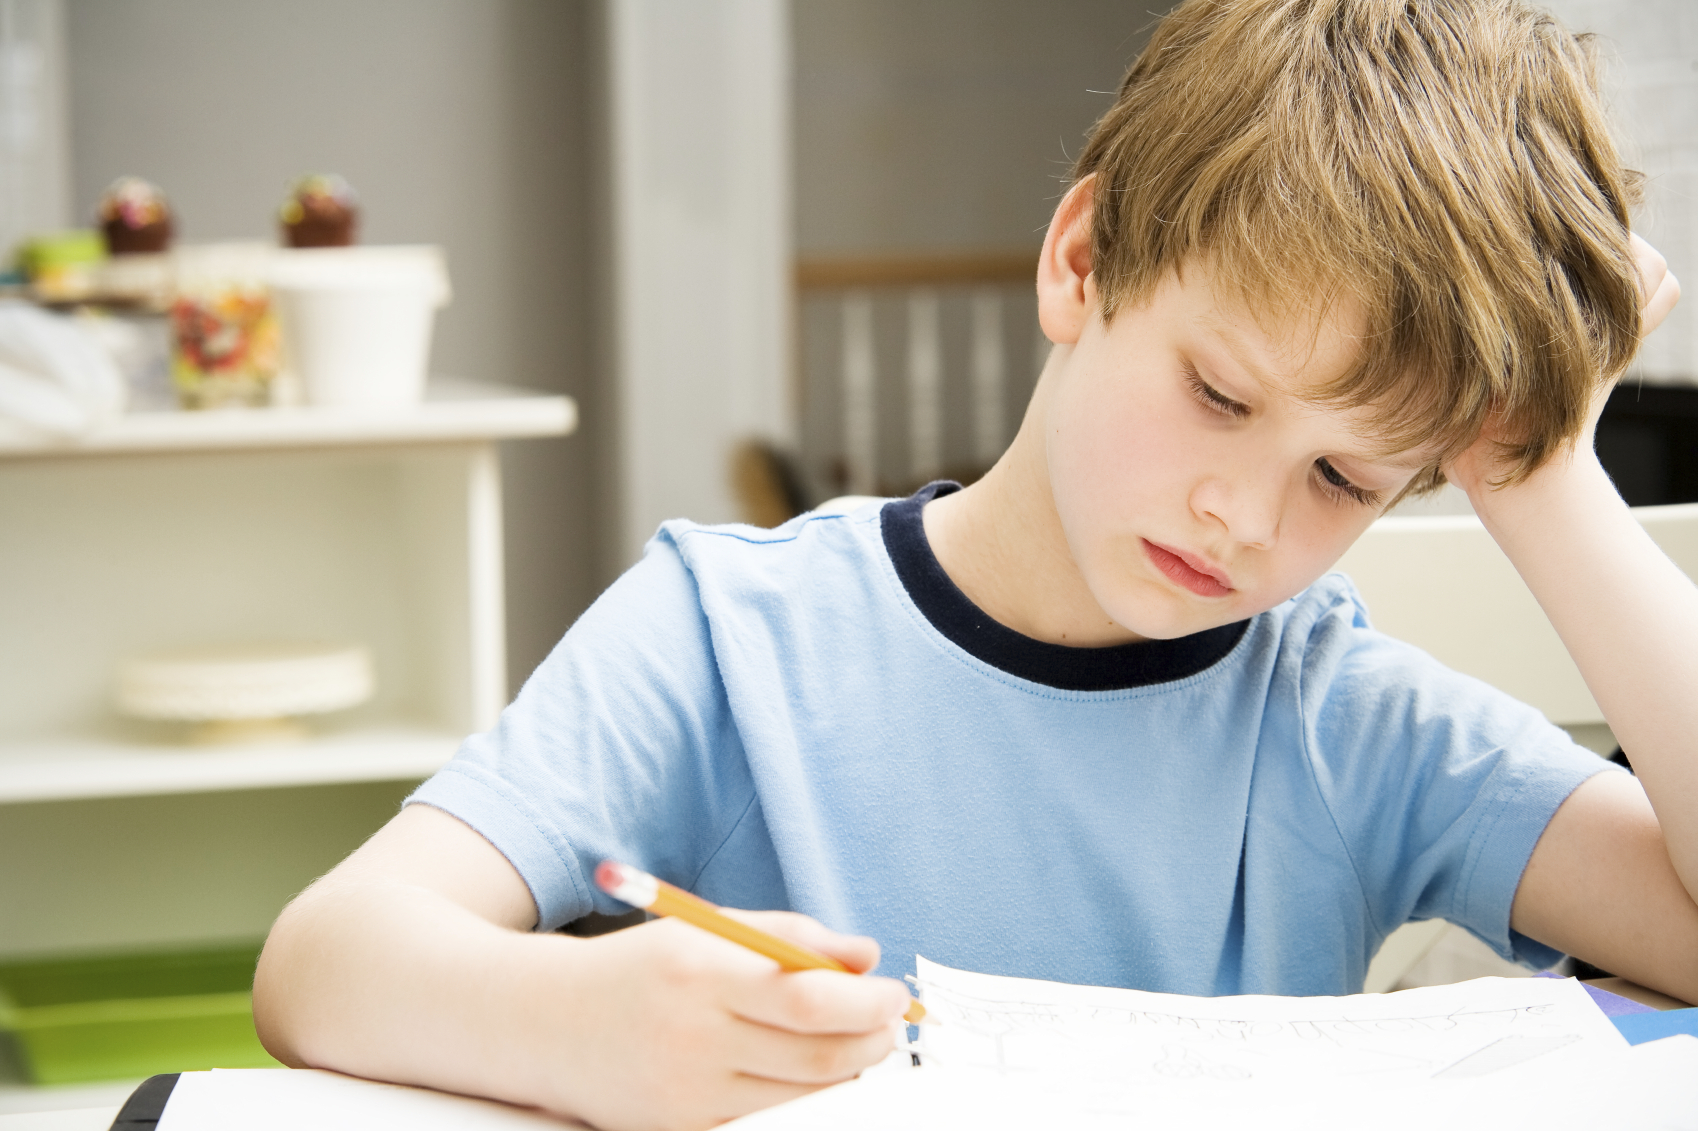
[0,299,127,435]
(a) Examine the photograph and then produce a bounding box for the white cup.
[270,246,450,408]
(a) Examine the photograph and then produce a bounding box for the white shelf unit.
[0,375,574,458]
[0,380,575,1097]
[0,726,462,805]
[0,378,573,803]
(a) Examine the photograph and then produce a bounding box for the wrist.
[1464,441,1615,533]
[481,930,601,1114]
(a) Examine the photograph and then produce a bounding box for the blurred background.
[3,0,1688,686]
[0,0,1159,684]
[0,0,1691,1108]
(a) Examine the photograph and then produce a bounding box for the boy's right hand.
[255,805,910,1131]
[538,911,911,1131]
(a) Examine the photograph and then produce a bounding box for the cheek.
[1048,377,1191,528]
[1258,511,1373,599]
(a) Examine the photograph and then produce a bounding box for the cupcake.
[97,177,173,255]
[279,174,359,248]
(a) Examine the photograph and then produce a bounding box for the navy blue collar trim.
[880,481,1249,691]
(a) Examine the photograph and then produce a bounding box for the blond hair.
[1074,0,1643,490]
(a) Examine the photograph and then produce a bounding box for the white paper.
[909,956,1625,1093]
[158,1068,572,1131]
[732,1036,1698,1130]
[731,959,1698,1131]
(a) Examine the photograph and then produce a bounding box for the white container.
[270,246,451,408]
[117,642,375,721]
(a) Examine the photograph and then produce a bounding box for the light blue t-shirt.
[409,485,1612,996]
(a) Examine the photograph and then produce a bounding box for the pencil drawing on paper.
[909,957,1617,1092]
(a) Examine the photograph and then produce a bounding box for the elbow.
[251,898,321,1069]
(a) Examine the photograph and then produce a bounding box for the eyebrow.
[1197,312,1439,472]
[1195,312,1279,391]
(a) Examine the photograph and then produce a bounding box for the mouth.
[1142,540,1234,598]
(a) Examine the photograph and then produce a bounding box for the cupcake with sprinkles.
[279,174,359,248]
[97,176,174,255]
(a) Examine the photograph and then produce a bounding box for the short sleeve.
[1297,581,1619,969]
[407,529,757,930]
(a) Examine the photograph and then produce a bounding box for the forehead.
[1191,276,1362,388]
[1183,279,1441,469]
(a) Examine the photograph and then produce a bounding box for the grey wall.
[792,0,1161,257]
[61,0,1169,679]
[65,0,601,688]
[789,1,1161,500]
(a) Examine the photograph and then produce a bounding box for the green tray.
[0,942,280,1084]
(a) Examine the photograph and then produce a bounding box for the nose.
[1193,473,1281,550]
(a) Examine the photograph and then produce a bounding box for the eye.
[1183,364,1250,418]
[1314,457,1383,508]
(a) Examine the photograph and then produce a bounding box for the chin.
[1109,602,1236,641]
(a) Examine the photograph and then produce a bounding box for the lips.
[1142,539,1233,598]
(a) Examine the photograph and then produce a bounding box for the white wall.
[1543,0,1697,384]
[65,0,599,686]
[0,0,70,258]
[607,0,791,562]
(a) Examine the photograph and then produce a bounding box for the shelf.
[0,377,575,459]
[0,725,461,804]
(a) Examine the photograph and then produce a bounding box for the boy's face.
[1044,265,1429,641]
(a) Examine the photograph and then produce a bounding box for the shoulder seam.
[669,509,870,550]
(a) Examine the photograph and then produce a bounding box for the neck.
[922,352,1145,647]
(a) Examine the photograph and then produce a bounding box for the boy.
[255,1,1693,1128]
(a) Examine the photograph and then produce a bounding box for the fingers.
[727,964,914,1035]
[1631,231,1681,339]
[558,915,905,1130]
[1630,232,1665,298]
[591,1017,880,1131]
[726,908,882,973]
[1644,269,1681,340]
[570,1041,844,1131]
[709,910,911,1034]
[727,1013,899,1085]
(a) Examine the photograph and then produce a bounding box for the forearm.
[1471,451,1698,899]
[254,878,578,1113]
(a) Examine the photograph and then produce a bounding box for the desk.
[0,1110,119,1131]
[2,979,1689,1131]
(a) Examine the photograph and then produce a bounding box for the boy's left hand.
[1447,232,1680,501]
[1589,232,1683,434]
[1635,232,1682,344]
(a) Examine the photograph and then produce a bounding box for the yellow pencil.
[594,859,929,1026]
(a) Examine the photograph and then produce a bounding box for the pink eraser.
[594,859,624,894]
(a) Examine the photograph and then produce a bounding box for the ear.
[1037,174,1098,345]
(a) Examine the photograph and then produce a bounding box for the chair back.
[1333,502,1698,725]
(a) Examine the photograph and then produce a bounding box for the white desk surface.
[0,979,1686,1130]
[0,1109,119,1131]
